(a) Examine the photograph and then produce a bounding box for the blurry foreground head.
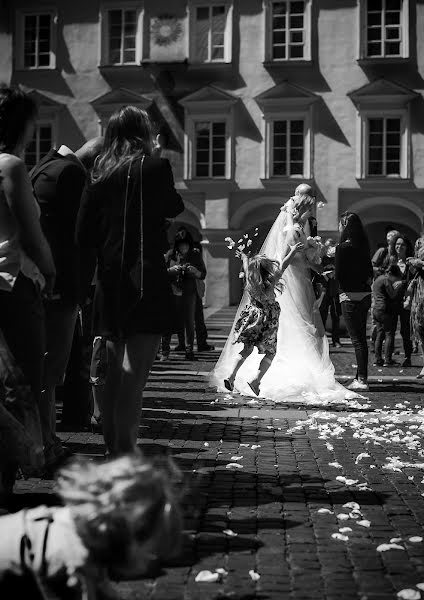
[0,86,37,155]
[57,451,183,579]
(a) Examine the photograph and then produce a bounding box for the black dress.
[76,156,184,338]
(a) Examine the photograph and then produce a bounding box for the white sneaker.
[347,379,369,391]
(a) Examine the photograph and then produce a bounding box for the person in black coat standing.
[335,212,373,392]
[76,106,184,455]
[30,139,102,465]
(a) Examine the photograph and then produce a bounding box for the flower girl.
[224,242,303,395]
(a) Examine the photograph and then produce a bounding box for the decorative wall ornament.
[151,14,183,47]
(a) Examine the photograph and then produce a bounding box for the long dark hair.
[339,212,370,255]
[393,234,413,260]
[0,87,37,153]
[92,105,155,183]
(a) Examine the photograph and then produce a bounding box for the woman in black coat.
[335,212,373,392]
[76,106,184,454]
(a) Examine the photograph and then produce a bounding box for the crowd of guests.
[319,220,424,391]
[0,86,190,595]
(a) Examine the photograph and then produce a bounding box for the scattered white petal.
[215,568,228,576]
[317,508,333,514]
[230,456,243,461]
[251,445,261,450]
[377,543,405,552]
[247,400,259,405]
[343,502,360,510]
[226,463,243,469]
[337,513,350,520]
[240,443,249,447]
[416,584,424,591]
[357,520,371,528]
[409,536,423,543]
[223,529,238,537]
[204,442,209,447]
[328,462,343,469]
[339,527,352,533]
[390,537,402,543]
[397,590,420,600]
[355,453,370,464]
[249,570,261,581]
[195,571,220,583]
[332,533,349,541]
[336,476,359,486]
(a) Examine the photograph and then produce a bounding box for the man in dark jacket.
[30,138,102,466]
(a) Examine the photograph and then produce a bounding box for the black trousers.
[162,292,197,352]
[0,274,45,408]
[320,294,341,344]
[374,310,397,363]
[341,296,371,381]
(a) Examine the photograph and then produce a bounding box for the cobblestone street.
[14,308,424,600]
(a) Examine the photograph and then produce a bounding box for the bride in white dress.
[211,185,363,404]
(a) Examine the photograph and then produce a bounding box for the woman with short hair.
[76,105,184,455]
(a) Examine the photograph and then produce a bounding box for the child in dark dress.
[224,242,303,395]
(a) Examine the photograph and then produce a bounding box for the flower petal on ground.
[377,543,405,552]
[223,529,238,537]
[226,463,243,469]
[230,456,243,461]
[332,533,349,541]
[409,536,423,543]
[195,571,220,583]
[397,590,420,600]
[357,520,371,528]
[249,570,261,581]
[317,508,333,514]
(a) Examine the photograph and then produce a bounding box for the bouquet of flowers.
[305,235,324,265]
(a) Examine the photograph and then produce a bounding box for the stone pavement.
[12,308,424,600]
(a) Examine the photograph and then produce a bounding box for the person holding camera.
[162,231,206,361]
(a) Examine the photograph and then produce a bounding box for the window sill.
[357,56,411,66]
[260,177,313,191]
[98,64,142,72]
[14,65,57,72]
[183,178,236,189]
[356,177,413,189]
[187,60,233,69]
[263,59,313,68]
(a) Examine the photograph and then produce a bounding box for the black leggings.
[341,296,371,381]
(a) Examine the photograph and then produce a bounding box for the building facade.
[0,0,423,306]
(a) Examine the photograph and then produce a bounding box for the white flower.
[397,590,421,600]
[195,571,220,583]
[249,570,261,581]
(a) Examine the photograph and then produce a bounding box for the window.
[181,85,237,180]
[360,0,409,59]
[255,81,317,180]
[195,121,226,178]
[190,2,232,63]
[18,12,55,69]
[367,117,401,176]
[272,119,304,176]
[107,9,137,64]
[100,4,142,65]
[25,123,53,170]
[265,0,311,62]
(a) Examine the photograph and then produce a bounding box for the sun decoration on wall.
[151,14,183,47]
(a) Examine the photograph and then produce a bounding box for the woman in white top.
[0,87,55,494]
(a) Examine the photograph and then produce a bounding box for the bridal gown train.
[211,209,364,404]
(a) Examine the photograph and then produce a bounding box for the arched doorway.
[344,197,422,254]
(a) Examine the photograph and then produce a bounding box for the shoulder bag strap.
[139,155,144,300]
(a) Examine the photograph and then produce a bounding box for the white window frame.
[357,108,409,179]
[15,9,57,70]
[262,109,312,179]
[264,0,312,63]
[186,114,233,179]
[189,0,233,64]
[358,0,409,60]
[24,119,56,169]
[100,2,143,66]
